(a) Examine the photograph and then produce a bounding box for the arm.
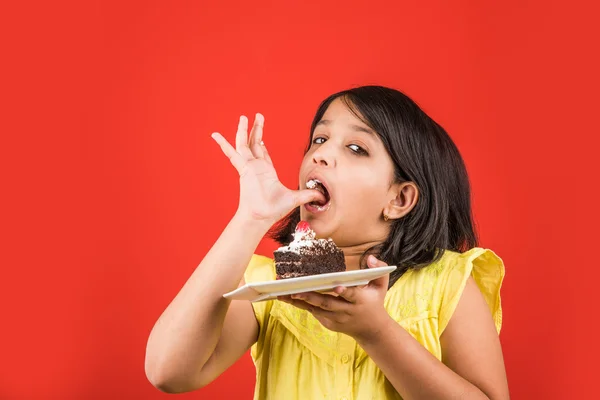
[357,277,509,400]
[280,255,509,399]
[144,114,324,393]
[144,214,268,393]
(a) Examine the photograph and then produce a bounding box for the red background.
[1,1,598,399]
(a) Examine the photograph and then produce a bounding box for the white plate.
[223,266,397,302]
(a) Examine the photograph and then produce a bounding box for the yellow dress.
[244,248,505,400]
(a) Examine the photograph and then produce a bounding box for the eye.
[348,144,368,156]
[313,137,326,145]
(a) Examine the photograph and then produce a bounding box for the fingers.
[211,132,246,174]
[235,116,254,160]
[289,292,351,314]
[333,286,359,303]
[367,255,390,289]
[212,113,270,174]
[261,140,273,165]
[277,296,313,311]
[248,113,265,159]
[368,254,388,267]
[292,189,327,208]
[278,296,340,322]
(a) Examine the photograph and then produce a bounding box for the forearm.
[356,313,490,400]
[145,213,269,381]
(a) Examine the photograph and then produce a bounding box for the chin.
[301,216,334,239]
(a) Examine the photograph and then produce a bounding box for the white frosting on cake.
[293,226,315,242]
[277,224,326,253]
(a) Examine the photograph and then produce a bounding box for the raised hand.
[211,114,325,226]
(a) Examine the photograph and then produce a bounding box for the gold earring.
[383,214,389,222]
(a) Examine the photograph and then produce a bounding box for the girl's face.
[299,98,398,248]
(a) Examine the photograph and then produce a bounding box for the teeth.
[306,178,330,210]
[306,179,320,189]
[307,179,327,197]
[314,202,331,211]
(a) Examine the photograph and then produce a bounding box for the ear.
[383,182,419,220]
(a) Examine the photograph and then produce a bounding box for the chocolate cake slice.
[273,221,346,279]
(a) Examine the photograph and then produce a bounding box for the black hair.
[268,85,478,288]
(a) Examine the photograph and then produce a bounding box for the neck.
[340,241,383,270]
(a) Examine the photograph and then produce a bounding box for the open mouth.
[306,178,331,210]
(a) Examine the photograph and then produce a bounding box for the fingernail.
[368,255,377,265]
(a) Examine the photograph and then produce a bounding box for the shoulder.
[385,248,505,334]
[437,251,510,399]
[437,248,505,334]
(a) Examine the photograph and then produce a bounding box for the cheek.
[339,170,389,210]
[298,156,312,180]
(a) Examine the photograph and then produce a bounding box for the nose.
[312,142,336,167]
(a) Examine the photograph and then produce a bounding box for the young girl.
[145,86,509,399]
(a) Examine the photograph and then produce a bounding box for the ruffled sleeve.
[438,248,505,335]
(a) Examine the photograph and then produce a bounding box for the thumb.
[292,189,326,208]
[367,255,390,289]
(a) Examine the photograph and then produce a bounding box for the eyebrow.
[315,119,375,135]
